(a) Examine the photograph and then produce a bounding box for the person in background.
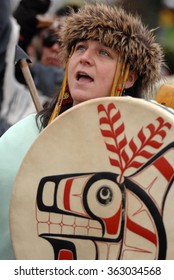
[14,4,80,107]
[0,3,164,259]
[28,5,80,103]
[0,0,51,136]
[29,28,65,102]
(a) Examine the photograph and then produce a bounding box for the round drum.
[10,97,174,260]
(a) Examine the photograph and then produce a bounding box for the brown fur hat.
[59,3,164,92]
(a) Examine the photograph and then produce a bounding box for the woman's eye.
[75,44,86,52]
[100,50,110,56]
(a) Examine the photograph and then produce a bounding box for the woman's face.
[68,40,119,105]
[41,43,63,67]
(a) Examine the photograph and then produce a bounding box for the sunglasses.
[43,34,60,47]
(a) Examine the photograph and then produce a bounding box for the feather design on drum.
[98,103,172,182]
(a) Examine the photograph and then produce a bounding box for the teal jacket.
[0,114,40,259]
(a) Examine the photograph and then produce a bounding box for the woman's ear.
[125,71,138,89]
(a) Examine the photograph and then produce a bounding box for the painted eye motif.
[86,178,122,219]
[96,186,113,205]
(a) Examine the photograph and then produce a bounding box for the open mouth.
[76,71,94,82]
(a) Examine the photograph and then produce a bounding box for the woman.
[0,3,163,259]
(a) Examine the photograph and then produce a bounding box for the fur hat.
[59,3,164,91]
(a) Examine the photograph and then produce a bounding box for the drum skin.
[10,97,174,260]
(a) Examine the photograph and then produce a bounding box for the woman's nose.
[80,49,94,65]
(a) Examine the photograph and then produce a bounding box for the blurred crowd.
[0,0,80,136]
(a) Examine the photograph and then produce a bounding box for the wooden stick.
[19,59,43,112]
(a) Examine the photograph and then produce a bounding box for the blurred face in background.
[41,32,64,67]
